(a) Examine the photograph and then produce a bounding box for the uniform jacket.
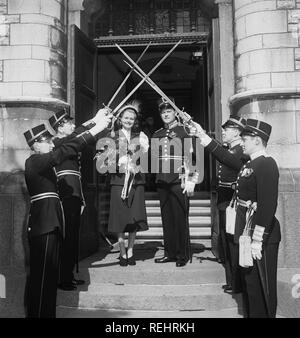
[152,123,199,184]
[235,155,281,244]
[25,130,94,238]
[207,140,249,208]
[101,129,148,186]
[205,139,280,244]
[52,124,94,202]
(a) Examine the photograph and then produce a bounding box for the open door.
[69,25,99,258]
[207,19,222,259]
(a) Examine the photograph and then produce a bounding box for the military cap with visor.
[49,108,73,130]
[24,124,53,147]
[157,96,176,112]
[222,115,246,130]
[241,118,272,142]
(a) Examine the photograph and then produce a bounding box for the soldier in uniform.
[49,109,97,290]
[23,109,111,317]
[236,119,280,318]
[203,116,248,293]
[152,97,199,267]
[192,118,281,317]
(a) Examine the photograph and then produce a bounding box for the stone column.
[231,0,300,268]
[69,0,88,35]
[0,0,68,317]
[215,0,235,122]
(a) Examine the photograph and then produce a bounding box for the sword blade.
[112,40,181,114]
[124,60,180,113]
[107,41,151,108]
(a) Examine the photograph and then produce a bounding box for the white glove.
[251,240,262,260]
[182,181,195,197]
[189,122,205,136]
[118,155,128,167]
[189,122,212,146]
[92,107,112,125]
[139,131,149,152]
[89,111,113,136]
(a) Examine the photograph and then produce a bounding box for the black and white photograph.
[0,0,300,324]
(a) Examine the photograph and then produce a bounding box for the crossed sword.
[103,39,198,134]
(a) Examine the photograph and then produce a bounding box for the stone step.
[56,246,242,315]
[146,199,211,207]
[146,206,211,216]
[135,227,211,238]
[122,238,212,248]
[57,283,243,312]
[80,267,226,286]
[145,191,211,200]
[146,216,211,226]
[57,306,243,318]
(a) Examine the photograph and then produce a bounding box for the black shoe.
[58,283,77,291]
[72,278,85,286]
[154,257,176,263]
[176,259,188,267]
[127,255,136,266]
[119,256,128,267]
[231,288,242,294]
[222,284,232,290]
[223,285,233,292]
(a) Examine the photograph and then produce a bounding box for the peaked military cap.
[241,119,272,142]
[24,124,53,147]
[222,115,246,130]
[49,107,73,129]
[158,96,175,111]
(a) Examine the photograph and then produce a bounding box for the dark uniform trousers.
[59,197,82,284]
[27,230,60,318]
[25,129,95,318]
[157,183,190,261]
[241,242,279,318]
[207,141,247,292]
[218,209,242,292]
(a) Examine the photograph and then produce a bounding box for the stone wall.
[0,0,67,99]
[0,0,69,317]
[234,0,300,92]
[232,0,300,268]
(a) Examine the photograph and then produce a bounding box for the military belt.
[237,198,257,211]
[30,192,60,203]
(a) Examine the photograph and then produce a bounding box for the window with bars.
[93,0,211,38]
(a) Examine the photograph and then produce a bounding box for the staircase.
[57,243,243,318]
[56,192,244,318]
[136,192,212,249]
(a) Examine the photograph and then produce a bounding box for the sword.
[256,255,272,317]
[109,40,182,120]
[106,42,152,108]
[122,59,197,135]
